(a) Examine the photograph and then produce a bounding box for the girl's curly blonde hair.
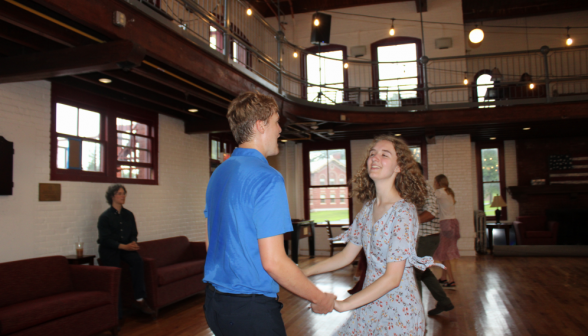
[351,135,427,207]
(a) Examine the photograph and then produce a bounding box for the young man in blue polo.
[203,92,336,335]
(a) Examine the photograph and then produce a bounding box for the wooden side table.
[486,222,514,253]
[65,255,96,265]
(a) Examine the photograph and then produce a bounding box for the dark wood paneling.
[0,40,145,83]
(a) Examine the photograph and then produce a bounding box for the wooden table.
[284,220,315,264]
[65,254,95,265]
[487,222,514,253]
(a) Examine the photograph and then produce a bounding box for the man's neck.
[112,203,122,213]
[239,141,267,158]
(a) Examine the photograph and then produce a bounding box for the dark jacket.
[97,206,138,262]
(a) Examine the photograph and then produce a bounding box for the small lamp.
[490,195,507,223]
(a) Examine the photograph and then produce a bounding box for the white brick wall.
[0,81,209,263]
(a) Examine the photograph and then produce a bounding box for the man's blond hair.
[226,92,278,144]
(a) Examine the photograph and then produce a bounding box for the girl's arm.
[302,242,362,277]
[334,259,406,312]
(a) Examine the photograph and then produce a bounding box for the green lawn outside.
[310,210,349,223]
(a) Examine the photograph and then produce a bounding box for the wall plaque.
[39,183,61,201]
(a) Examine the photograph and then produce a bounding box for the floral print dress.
[336,199,439,336]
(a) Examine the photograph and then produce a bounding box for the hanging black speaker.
[311,12,331,46]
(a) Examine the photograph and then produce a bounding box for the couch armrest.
[142,257,159,307]
[189,242,207,260]
[71,265,120,294]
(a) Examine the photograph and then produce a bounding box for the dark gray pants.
[415,234,453,308]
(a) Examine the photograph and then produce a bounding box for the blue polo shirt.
[203,147,293,297]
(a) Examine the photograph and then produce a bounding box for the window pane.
[410,146,421,163]
[78,109,101,140]
[117,146,135,162]
[308,187,349,224]
[132,121,149,136]
[117,133,131,147]
[56,103,78,136]
[117,165,151,179]
[307,50,344,104]
[328,149,346,185]
[57,137,69,169]
[135,149,151,163]
[483,182,501,216]
[310,150,328,186]
[116,118,132,133]
[82,141,102,171]
[211,140,218,160]
[481,148,500,182]
[134,135,150,149]
[477,74,495,108]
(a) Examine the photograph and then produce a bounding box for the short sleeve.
[387,203,417,263]
[253,175,293,239]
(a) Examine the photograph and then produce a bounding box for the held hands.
[120,241,140,251]
[311,292,337,314]
[334,300,348,312]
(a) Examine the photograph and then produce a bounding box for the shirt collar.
[232,147,268,164]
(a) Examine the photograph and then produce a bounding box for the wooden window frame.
[476,141,507,221]
[301,44,349,101]
[303,140,352,226]
[370,36,423,103]
[50,84,158,185]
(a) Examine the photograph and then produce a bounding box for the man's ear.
[255,119,265,134]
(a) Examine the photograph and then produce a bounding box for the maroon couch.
[514,216,559,245]
[119,236,206,318]
[0,256,120,336]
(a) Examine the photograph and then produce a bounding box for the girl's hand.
[334,300,348,312]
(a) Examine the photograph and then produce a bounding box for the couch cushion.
[157,260,205,286]
[0,291,111,335]
[527,231,553,238]
[0,256,73,308]
[139,236,192,268]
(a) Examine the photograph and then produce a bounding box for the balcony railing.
[145,0,588,111]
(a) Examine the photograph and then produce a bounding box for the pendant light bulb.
[469,26,484,44]
[344,63,349,69]
[529,83,535,90]
[389,19,395,36]
[566,27,573,46]
[314,18,320,26]
[246,8,252,16]
[293,51,298,58]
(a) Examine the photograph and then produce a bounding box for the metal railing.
[148,0,588,111]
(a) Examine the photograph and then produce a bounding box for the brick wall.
[0,81,209,263]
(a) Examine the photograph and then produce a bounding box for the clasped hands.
[119,241,140,251]
[310,292,346,314]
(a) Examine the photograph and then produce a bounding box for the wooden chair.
[326,220,346,256]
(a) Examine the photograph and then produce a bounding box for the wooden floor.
[100,255,588,336]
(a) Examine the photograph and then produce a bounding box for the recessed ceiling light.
[395,133,401,136]
[328,132,335,136]
[188,108,199,113]
[99,78,112,84]
[490,137,496,140]
[280,139,288,143]
[523,127,531,130]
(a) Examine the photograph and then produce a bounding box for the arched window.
[371,37,423,107]
[302,44,348,104]
[473,70,494,108]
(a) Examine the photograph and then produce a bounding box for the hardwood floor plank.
[98,255,588,336]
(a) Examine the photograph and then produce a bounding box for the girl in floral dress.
[303,135,442,336]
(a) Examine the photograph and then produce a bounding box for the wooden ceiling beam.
[101,69,227,117]
[0,40,145,84]
[185,119,231,134]
[0,20,64,51]
[0,0,91,47]
[73,73,207,119]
